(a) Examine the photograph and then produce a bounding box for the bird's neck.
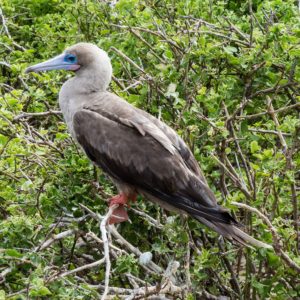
[59,68,109,112]
[58,63,112,137]
[58,75,107,138]
[74,68,109,93]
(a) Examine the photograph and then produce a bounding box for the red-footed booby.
[26,43,271,248]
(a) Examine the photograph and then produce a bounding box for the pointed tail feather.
[194,216,273,249]
[138,181,272,248]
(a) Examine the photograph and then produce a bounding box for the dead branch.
[0,7,11,38]
[110,225,163,274]
[87,260,183,299]
[248,128,292,136]
[0,7,26,51]
[266,96,287,152]
[110,47,152,79]
[48,258,105,282]
[236,103,300,120]
[130,207,163,229]
[0,267,12,284]
[232,201,300,273]
[35,229,76,252]
[80,203,163,274]
[13,110,62,121]
[100,203,119,300]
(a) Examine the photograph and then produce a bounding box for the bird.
[26,42,271,248]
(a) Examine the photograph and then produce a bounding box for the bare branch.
[35,229,76,252]
[48,258,105,282]
[110,225,163,274]
[232,201,300,273]
[0,7,26,51]
[0,7,11,38]
[236,103,300,120]
[110,47,152,79]
[0,267,12,284]
[13,110,62,121]
[130,207,163,229]
[266,96,287,152]
[100,204,118,300]
[248,128,292,136]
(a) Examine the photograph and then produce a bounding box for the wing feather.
[83,96,176,155]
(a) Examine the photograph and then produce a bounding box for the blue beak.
[25,53,80,73]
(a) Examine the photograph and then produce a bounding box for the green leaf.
[5,248,23,258]
[224,46,238,54]
[250,140,261,153]
[29,286,52,297]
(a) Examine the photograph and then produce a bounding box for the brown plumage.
[26,43,272,249]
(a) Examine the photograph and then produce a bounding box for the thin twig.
[130,29,167,64]
[248,128,292,136]
[0,267,12,284]
[110,47,152,79]
[224,17,250,42]
[110,225,163,274]
[13,110,62,121]
[130,207,163,229]
[232,201,300,273]
[0,7,11,38]
[266,96,287,152]
[100,204,118,300]
[236,103,300,119]
[35,229,75,252]
[211,153,252,199]
[48,258,105,282]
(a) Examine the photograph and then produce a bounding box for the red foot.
[108,193,137,225]
[109,205,129,224]
[109,194,128,206]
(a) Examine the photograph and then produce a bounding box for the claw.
[108,193,137,224]
[109,205,129,224]
[108,194,129,224]
[109,194,128,206]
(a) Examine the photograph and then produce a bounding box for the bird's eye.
[64,54,77,63]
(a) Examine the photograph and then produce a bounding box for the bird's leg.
[108,193,137,224]
[127,193,137,206]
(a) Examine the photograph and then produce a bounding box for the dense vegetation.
[0,0,299,299]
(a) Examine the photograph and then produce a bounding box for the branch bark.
[232,201,300,273]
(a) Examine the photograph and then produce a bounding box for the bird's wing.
[138,109,208,182]
[85,92,206,180]
[83,102,176,155]
[73,103,236,225]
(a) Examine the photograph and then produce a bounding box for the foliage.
[0,0,299,298]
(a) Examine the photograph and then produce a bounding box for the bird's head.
[26,43,112,91]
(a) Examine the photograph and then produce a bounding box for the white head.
[26,43,112,92]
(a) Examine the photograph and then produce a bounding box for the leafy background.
[0,0,299,299]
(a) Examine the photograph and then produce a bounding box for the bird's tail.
[194,215,273,249]
[139,181,272,249]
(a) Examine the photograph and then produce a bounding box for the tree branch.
[232,201,300,273]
